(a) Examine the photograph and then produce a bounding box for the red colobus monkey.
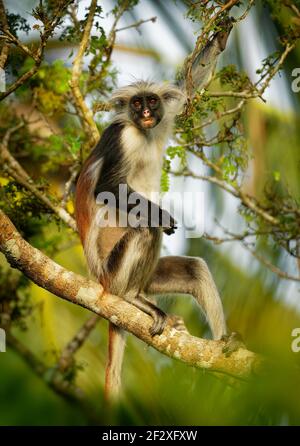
[75,17,236,401]
[75,81,227,400]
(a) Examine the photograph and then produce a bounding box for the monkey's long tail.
[104,322,127,402]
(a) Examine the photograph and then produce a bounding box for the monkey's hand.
[221,332,245,357]
[163,225,177,235]
[161,211,177,235]
[125,191,177,234]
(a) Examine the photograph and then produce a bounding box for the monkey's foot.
[131,294,167,337]
[149,307,167,337]
[221,332,245,357]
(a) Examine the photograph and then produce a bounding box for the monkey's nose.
[143,109,151,118]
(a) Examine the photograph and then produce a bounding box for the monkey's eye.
[149,98,157,106]
[133,100,141,109]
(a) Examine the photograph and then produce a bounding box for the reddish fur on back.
[75,157,97,245]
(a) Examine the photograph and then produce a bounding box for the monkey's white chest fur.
[121,125,167,203]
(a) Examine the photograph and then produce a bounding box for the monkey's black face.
[129,93,164,130]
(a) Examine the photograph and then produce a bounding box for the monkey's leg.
[146,256,227,340]
[134,293,167,336]
[102,227,166,401]
[103,227,167,336]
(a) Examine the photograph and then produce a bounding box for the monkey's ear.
[162,88,185,103]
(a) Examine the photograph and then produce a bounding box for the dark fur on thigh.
[101,227,162,298]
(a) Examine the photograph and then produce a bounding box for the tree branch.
[0,209,263,381]
[184,1,238,98]
[6,331,100,423]
[57,314,100,372]
[69,0,99,148]
[0,0,73,101]
[0,0,9,70]
[0,124,77,231]
[115,16,157,33]
[242,243,300,283]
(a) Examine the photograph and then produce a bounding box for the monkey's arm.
[95,181,177,234]
[124,186,176,234]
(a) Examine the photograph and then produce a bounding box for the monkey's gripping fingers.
[129,295,167,337]
[149,307,168,337]
[161,211,177,235]
[221,332,245,357]
[163,225,177,235]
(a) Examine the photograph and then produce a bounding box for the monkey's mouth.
[140,117,156,129]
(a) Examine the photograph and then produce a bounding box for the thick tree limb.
[0,209,263,381]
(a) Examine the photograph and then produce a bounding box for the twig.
[69,0,99,148]
[0,0,73,101]
[171,167,280,226]
[0,124,77,231]
[92,101,111,114]
[68,3,81,34]
[115,16,157,33]
[235,0,256,22]
[209,91,258,99]
[171,169,236,197]
[87,0,132,90]
[192,99,245,131]
[57,314,100,372]
[258,42,296,96]
[6,332,49,377]
[108,1,131,43]
[204,229,300,282]
[0,0,9,70]
[0,28,38,61]
[282,0,300,19]
[0,65,41,101]
[242,243,300,282]
[61,163,80,209]
[6,331,100,423]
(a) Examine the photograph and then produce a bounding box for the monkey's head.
[111,81,186,131]
[129,92,163,130]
